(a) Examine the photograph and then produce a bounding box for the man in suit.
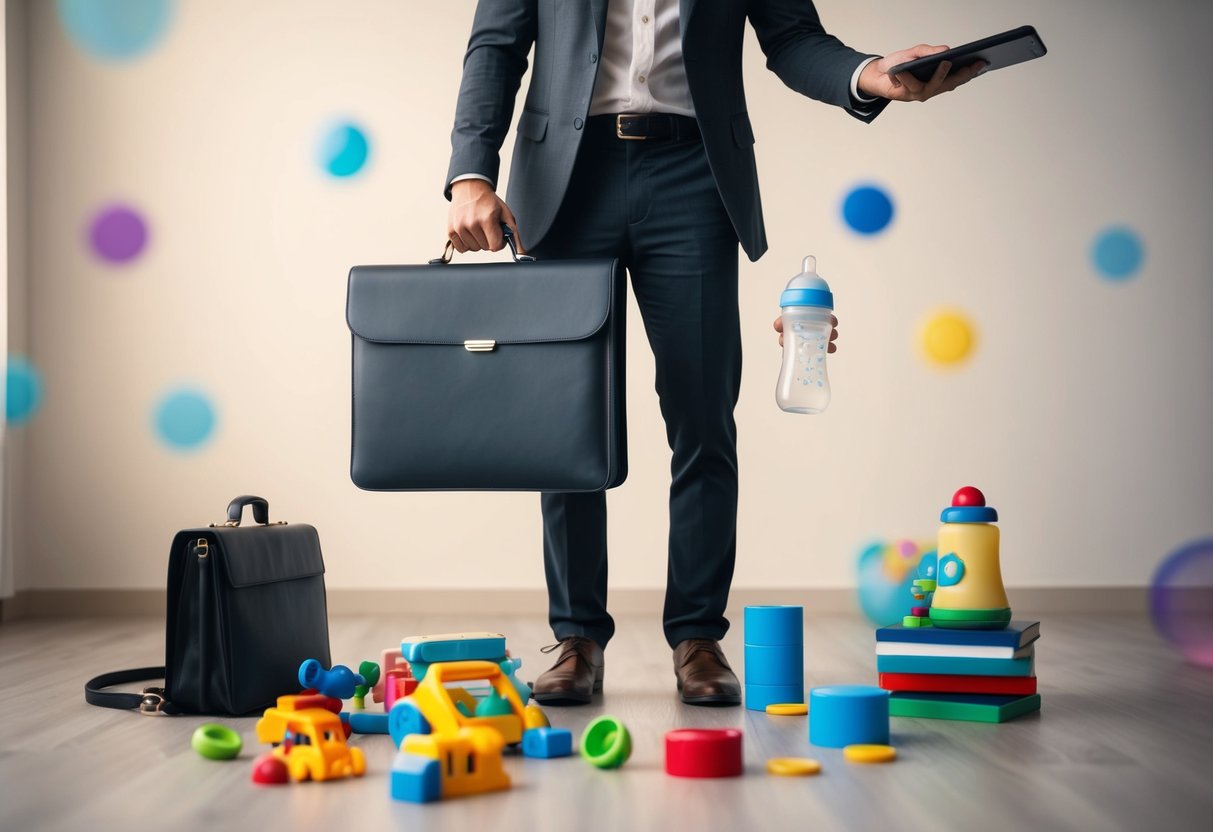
[445,0,982,706]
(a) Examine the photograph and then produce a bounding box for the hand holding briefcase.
[346,226,628,492]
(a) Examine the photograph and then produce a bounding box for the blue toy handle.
[299,659,365,700]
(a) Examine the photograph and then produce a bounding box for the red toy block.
[878,672,1038,696]
[665,729,743,778]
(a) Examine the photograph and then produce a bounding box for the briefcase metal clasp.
[464,340,496,352]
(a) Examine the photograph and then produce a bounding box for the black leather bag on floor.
[84,496,331,716]
[346,227,628,492]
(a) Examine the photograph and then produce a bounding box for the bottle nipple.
[802,255,816,274]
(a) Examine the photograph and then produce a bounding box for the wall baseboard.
[0,586,1148,622]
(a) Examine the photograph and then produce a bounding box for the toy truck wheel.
[289,759,310,782]
[351,747,366,776]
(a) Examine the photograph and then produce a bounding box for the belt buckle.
[616,114,646,141]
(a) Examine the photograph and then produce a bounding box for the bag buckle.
[139,687,168,716]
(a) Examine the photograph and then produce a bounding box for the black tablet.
[887,25,1047,83]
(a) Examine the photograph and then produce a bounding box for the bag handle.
[429,222,536,265]
[215,495,285,527]
[84,667,184,715]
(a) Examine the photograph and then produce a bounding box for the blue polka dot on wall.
[57,0,174,61]
[154,388,216,451]
[1092,226,1144,281]
[6,357,43,425]
[318,122,371,178]
[842,184,894,235]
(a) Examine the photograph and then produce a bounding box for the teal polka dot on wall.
[6,356,43,425]
[57,0,174,61]
[318,122,371,178]
[1092,226,1144,281]
[154,387,216,451]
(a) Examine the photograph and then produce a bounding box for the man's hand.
[774,314,839,352]
[447,179,525,254]
[858,45,985,103]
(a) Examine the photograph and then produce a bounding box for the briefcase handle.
[430,222,536,266]
[213,495,286,527]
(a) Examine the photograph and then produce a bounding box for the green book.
[889,692,1042,723]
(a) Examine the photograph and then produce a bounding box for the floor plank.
[1,612,1209,831]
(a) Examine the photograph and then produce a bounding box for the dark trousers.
[528,116,742,650]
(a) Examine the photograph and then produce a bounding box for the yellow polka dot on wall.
[919,309,976,367]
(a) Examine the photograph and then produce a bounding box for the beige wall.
[9,0,1212,594]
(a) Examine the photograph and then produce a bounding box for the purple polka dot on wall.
[89,204,148,264]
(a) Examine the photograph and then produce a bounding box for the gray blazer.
[445,0,887,262]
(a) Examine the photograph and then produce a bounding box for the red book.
[878,673,1038,696]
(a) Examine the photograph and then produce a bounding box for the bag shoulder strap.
[84,666,185,715]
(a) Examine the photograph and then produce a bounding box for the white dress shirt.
[452,4,879,188]
[589,0,694,117]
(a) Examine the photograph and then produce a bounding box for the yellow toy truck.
[255,694,366,782]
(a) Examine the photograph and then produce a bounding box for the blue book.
[875,651,1035,677]
[876,620,1040,649]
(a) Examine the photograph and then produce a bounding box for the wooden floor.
[1,611,1210,832]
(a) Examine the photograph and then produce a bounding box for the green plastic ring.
[580,715,632,769]
[929,606,1012,629]
[192,723,243,760]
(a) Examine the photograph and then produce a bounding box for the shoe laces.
[678,638,725,668]
[540,636,596,665]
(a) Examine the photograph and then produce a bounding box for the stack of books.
[875,620,1042,723]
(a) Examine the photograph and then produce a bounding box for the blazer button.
[590,53,598,63]
[574,117,584,130]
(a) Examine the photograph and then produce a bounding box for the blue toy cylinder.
[809,685,889,748]
[744,605,803,646]
[745,683,805,712]
[743,644,804,687]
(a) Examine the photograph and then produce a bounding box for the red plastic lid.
[665,728,743,778]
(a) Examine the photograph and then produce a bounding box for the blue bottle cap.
[780,255,833,309]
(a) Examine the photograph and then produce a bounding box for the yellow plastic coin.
[766,757,822,776]
[843,744,897,763]
[765,703,808,716]
[920,309,975,366]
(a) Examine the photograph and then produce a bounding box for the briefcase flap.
[346,258,619,345]
[179,524,325,588]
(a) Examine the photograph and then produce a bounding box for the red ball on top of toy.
[951,486,985,507]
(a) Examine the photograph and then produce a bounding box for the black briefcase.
[346,228,628,491]
[84,496,331,716]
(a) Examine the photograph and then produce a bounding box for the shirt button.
[638,74,646,84]
[642,15,650,23]
[574,117,584,130]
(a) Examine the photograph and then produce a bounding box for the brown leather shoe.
[531,636,604,706]
[673,638,741,706]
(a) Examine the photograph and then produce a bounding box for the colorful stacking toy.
[744,605,805,711]
[930,486,1012,629]
[876,620,1042,722]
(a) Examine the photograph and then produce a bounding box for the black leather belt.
[590,113,701,142]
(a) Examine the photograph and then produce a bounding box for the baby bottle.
[776,256,834,414]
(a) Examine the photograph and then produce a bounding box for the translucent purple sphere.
[1150,539,1213,668]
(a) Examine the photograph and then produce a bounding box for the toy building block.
[522,727,574,759]
[745,683,805,712]
[400,633,508,665]
[665,729,743,778]
[875,653,1035,677]
[809,685,890,748]
[402,727,510,799]
[298,659,365,700]
[902,616,932,628]
[888,692,1042,723]
[877,672,1038,697]
[373,648,417,708]
[348,712,390,734]
[389,752,441,803]
[743,643,805,686]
